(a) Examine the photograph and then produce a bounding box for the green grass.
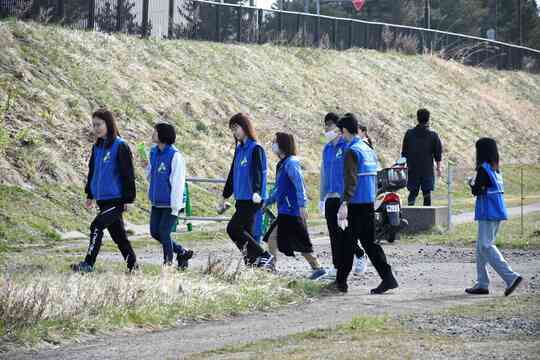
[0,253,325,348]
[402,212,540,249]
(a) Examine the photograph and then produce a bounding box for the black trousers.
[325,198,364,269]
[85,203,137,269]
[226,200,266,262]
[336,203,394,286]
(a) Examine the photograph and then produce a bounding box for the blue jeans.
[475,220,520,289]
[150,207,185,264]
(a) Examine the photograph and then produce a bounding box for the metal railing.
[2,0,540,70]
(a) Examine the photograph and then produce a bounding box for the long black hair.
[475,137,499,171]
[92,109,119,148]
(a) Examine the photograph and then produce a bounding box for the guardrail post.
[87,0,95,30]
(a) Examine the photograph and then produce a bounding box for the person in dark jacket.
[71,109,138,273]
[332,113,398,294]
[401,109,443,206]
[220,113,274,268]
[465,138,522,296]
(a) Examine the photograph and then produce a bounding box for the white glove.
[252,193,262,204]
[171,208,180,216]
[338,202,348,221]
[467,175,476,187]
[319,201,325,217]
[338,218,348,230]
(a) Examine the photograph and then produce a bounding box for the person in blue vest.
[143,123,194,269]
[320,112,368,280]
[220,113,274,268]
[466,138,523,296]
[332,113,398,294]
[263,132,327,280]
[71,109,138,273]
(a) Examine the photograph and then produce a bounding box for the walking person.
[401,108,443,206]
[71,109,138,273]
[220,113,274,268]
[264,133,327,280]
[143,123,194,269]
[465,137,523,296]
[320,113,367,279]
[331,113,398,293]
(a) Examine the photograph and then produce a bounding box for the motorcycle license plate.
[387,204,400,213]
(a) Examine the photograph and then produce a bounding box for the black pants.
[407,175,434,206]
[226,200,266,262]
[336,203,394,286]
[84,203,137,269]
[325,198,364,269]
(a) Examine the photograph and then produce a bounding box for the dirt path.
[6,237,540,359]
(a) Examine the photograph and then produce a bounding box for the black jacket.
[401,125,442,178]
[85,140,137,206]
[222,145,264,199]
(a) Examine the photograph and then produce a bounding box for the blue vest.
[347,138,378,204]
[474,163,508,221]
[274,156,305,216]
[149,144,177,207]
[322,137,346,197]
[90,137,124,201]
[233,139,268,201]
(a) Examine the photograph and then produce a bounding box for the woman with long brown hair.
[220,113,274,268]
[71,109,138,273]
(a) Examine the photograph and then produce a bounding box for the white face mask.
[325,129,338,142]
[271,143,280,155]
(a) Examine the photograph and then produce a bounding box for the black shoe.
[465,287,489,295]
[256,252,275,271]
[370,277,398,294]
[323,281,348,294]
[70,261,94,273]
[128,262,140,273]
[177,249,194,270]
[505,276,523,297]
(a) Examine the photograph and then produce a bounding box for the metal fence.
[2,0,540,70]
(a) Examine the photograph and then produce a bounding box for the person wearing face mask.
[263,133,327,280]
[320,113,368,280]
[221,113,274,269]
[330,113,398,294]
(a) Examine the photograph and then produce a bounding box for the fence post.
[142,0,150,37]
[315,15,320,47]
[116,0,123,32]
[278,10,283,38]
[168,0,175,39]
[447,161,452,231]
[56,0,65,22]
[521,166,524,236]
[348,19,353,49]
[237,6,242,42]
[296,12,301,39]
[215,4,221,42]
[332,18,337,49]
[87,0,95,30]
[185,182,193,232]
[257,8,263,44]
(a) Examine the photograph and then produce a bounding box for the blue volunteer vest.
[474,162,508,221]
[322,137,346,197]
[275,156,304,216]
[347,138,378,204]
[149,144,177,207]
[233,139,268,201]
[90,137,124,201]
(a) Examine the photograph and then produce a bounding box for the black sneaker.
[505,276,523,297]
[370,277,399,294]
[71,261,94,273]
[256,252,275,271]
[323,281,348,294]
[465,287,489,295]
[177,249,194,270]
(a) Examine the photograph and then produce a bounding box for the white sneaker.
[354,255,368,274]
[324,268,337,280]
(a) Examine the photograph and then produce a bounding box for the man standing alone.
[401,109,443,206]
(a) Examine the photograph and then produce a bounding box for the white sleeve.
[170,152,186,216]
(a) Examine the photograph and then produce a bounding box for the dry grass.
[0,253,323,348]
